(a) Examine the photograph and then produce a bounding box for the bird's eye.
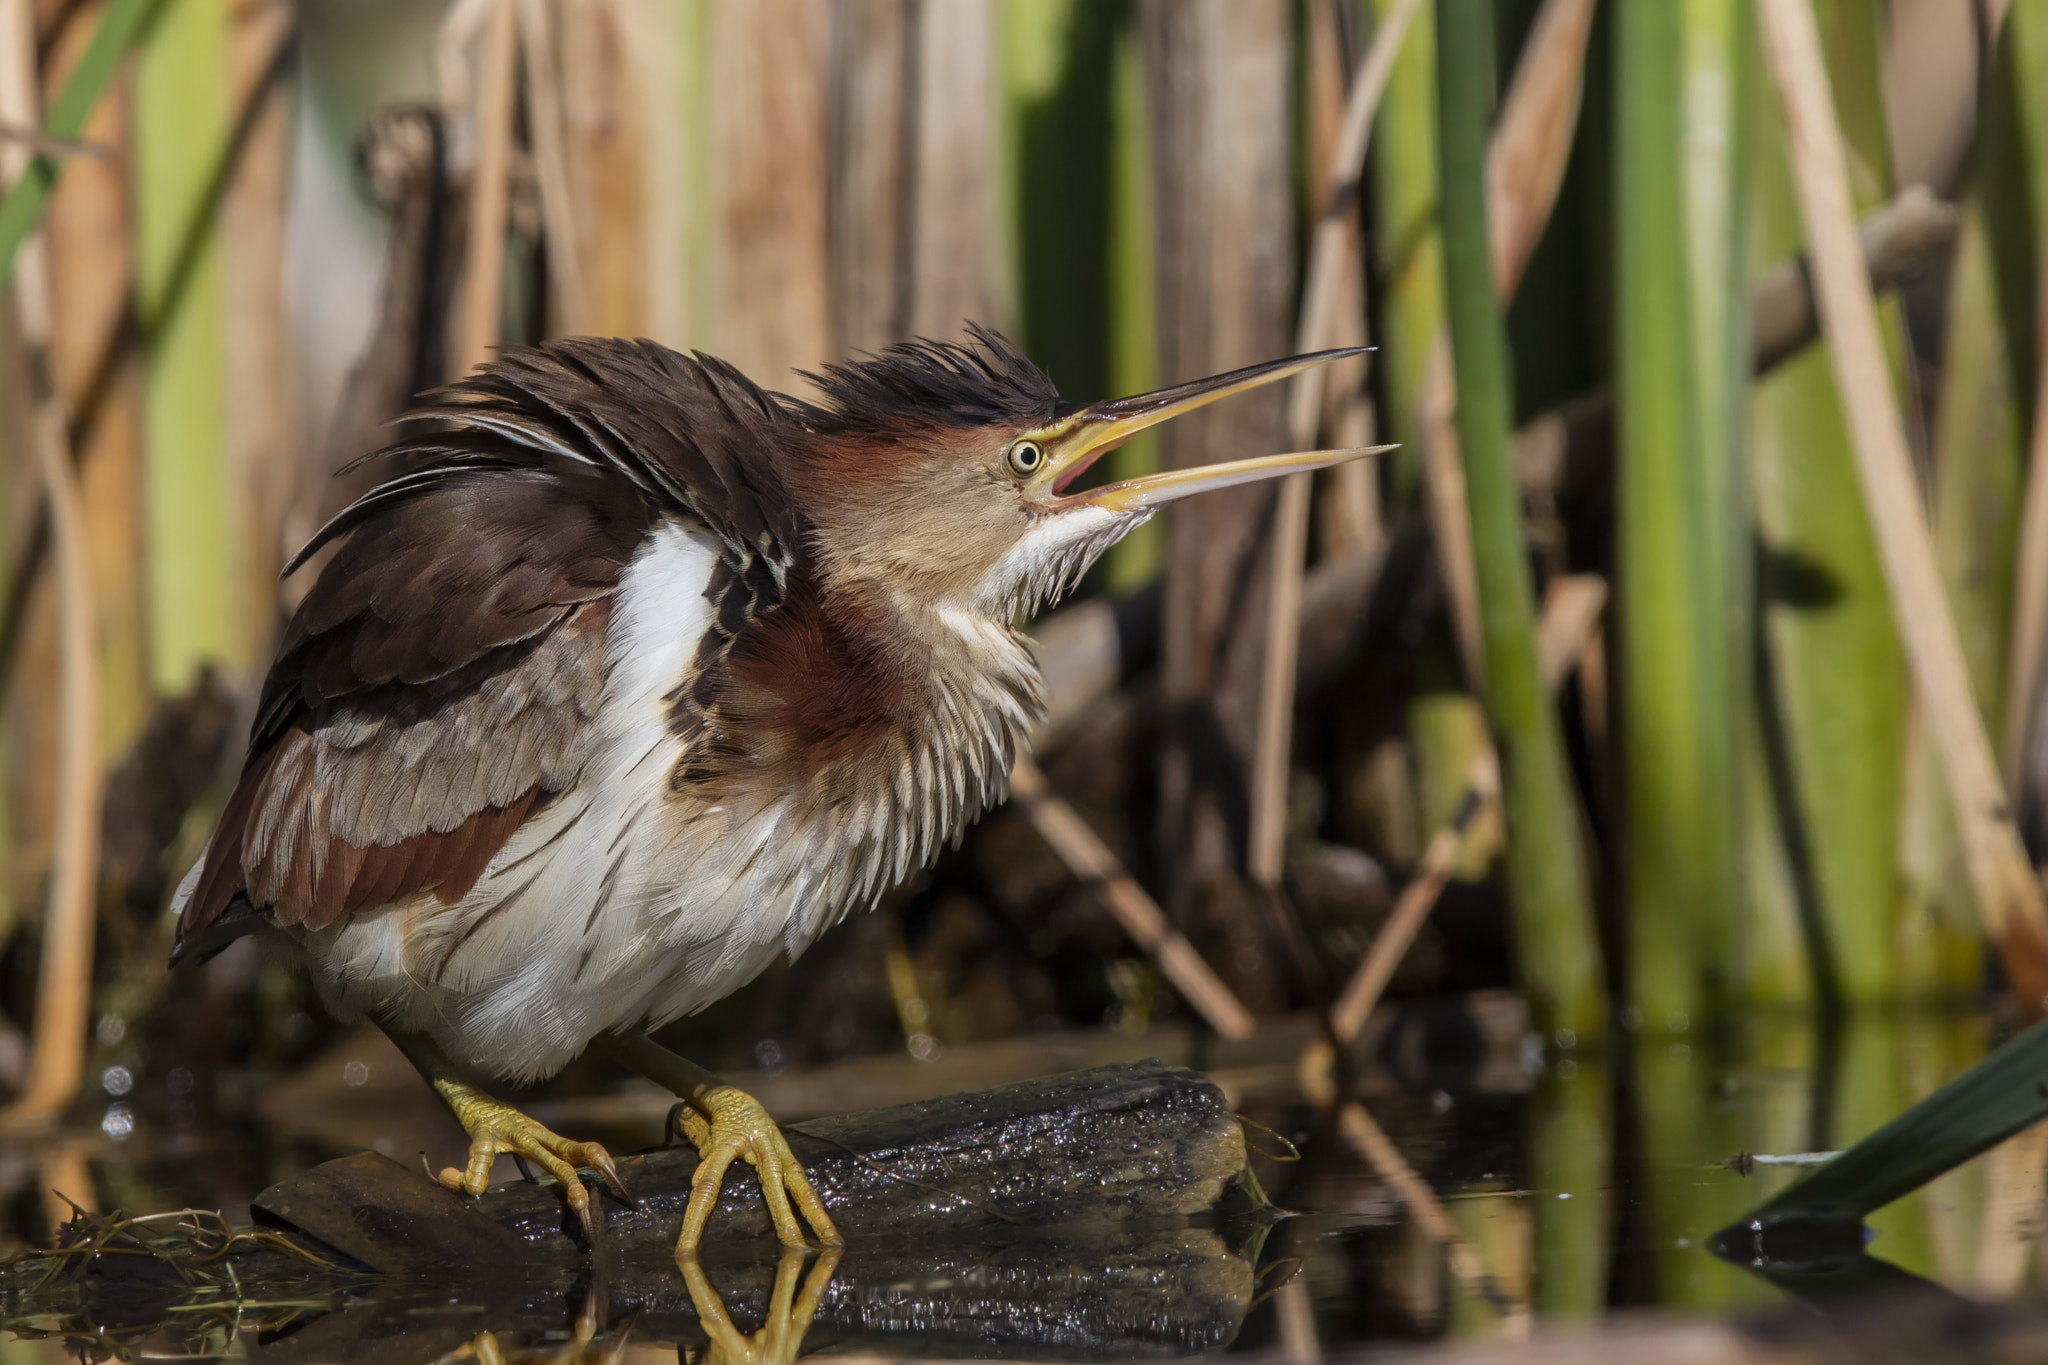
[1005,440,1045,478]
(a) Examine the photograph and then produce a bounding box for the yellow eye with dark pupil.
[1006,440,1045,477]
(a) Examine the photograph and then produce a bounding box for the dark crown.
[791,324,1064,437]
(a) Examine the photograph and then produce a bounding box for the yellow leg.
[681,1245,840,1365]
[384,1026,623,1234]
[594,1031,840,1254]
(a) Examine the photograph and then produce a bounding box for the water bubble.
[101,1104,134,1141]
[754,1039,786,1075]
[100,1065,132,1097]
[342,1060,370,1087]
[907,1033,941,1062]
[95,1015,126,1047]
[166,1067,194,1097]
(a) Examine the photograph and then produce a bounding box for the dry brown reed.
[1246,0,1420,892]
[516,0,587,335]
[0,0,100,1131]
[1008,756,1256,1040]
[452,0,516,376]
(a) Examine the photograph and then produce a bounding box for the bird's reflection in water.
[449,1246,838,1365]
[679,1246,841,1365]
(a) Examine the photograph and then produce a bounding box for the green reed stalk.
[135,0,236,690]
[1616,0,1744,1028]
[1681,0,1755,1005]
[1366,0,1440,501]
[676,0,714,350]
[1436,0,1604,1044]
[1103,12,1159,591]
[1366,0,1488,883]
[1747,0,1905,1006]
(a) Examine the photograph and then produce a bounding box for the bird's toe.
[441,1105,620,1226]
[675,1086,840,1255]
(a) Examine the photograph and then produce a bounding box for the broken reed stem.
[1248,0,1422,889]
[0,0,101,1129]
[1336,1102,1519,1322]
[1328,575,1607,1042]
[2002,210,2048,792]
[1008,757,1256,1040]
[1417,0,1599,689]
[38,1142,94,1233]
[1758,0,2048,1007]
[1330,758,1499,1042]
[515,0,585,336]
[452,0,516,377]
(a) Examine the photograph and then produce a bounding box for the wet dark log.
[241,1062,1258,1276]
[1,1064,1260,1363]
[460,1061,1246,1258]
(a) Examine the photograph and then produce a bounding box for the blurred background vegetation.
[0,0,2044,1337]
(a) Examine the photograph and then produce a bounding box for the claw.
[588,1146,633,1207]
[670,1086,841,1255]
[433,1099,620,1249]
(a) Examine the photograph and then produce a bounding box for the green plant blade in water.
[1715,1015,2048,1249]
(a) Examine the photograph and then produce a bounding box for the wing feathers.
[177,337,802,958]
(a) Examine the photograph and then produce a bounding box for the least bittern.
[171,328,1381,1255]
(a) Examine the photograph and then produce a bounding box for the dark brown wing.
[173,338,810,959]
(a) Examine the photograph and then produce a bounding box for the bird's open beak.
[1025,348,1394,512]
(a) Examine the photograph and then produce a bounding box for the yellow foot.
[437,1094,624,1237]
[670,1086,841,1254]
[681,1245,840,1365]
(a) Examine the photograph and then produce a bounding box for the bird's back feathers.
[175,338,811,954]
